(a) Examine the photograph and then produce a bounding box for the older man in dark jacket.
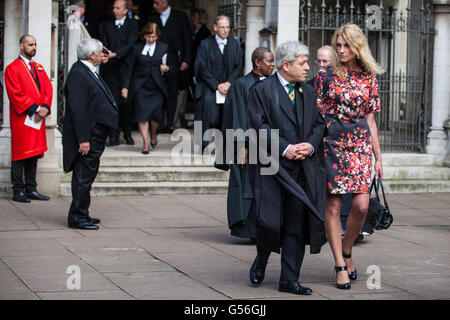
[247,41,327,295]
[63,38,118,230]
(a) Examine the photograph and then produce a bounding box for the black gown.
[220,72,262,239]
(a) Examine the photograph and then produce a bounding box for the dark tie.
[287,83,295,105]
[29,61,41,91]
[117,23,122,29]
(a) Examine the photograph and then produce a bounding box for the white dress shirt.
[81,60,98,77]
[115,16,126,28]
[160,6,171,26]
[276,72,313,157]
[20,55,41,113]
[142,42,156,57]
[215,34,228,54]
[20,54,33,72]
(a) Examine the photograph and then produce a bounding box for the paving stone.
[0,238,74,258]
[0,229,81,240]
[2,255,117,292]
[37,290,135,300]
[104,271,229,300]
[0,219,39,231]
[0,259,39,300]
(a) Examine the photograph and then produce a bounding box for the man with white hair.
[63,38,118,230]
[247,41,327,295]
[307,45,333,87]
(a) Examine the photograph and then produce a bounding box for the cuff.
[282,144,291,157]
[25,103,39,117]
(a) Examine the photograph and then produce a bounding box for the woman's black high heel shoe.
[343,252,357,280]
[151,141,157,149]
[335,266,351,290]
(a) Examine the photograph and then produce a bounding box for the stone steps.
[1,150,449,197]
[59,181,229,196]
[61,166,229,183]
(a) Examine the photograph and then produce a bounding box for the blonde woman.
[315,23,384,290]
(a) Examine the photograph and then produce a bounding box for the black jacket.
[98,17,139,83]
[63,61,118,173]
[246,74,328,254]
[193,24,211,60]
[124,41,170,99]
[147,9,193,66]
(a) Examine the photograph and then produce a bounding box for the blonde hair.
[331,23,384,79]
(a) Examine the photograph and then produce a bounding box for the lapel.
[300,82,312,137]
[18,58,41,98]
[276,78,297,125]
[267,75,281,129]
[294,83,303,133]
[153,41,162,60]
[80,62,117,110]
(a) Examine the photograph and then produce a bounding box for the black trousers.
[102,70,132,140]
[11,156,39,193]
[67,124,108,225]
[257,179,307,282]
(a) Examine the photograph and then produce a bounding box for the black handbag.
[366,177,393,230]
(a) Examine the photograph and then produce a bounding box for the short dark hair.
[19,34,34,44]
[251,47,272,68]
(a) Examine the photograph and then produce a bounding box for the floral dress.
[315,66,381,194]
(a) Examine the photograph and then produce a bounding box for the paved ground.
[0,193,449,300]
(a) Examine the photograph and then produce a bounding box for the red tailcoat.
[5,58,53,161]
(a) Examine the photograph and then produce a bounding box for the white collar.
[161,6,171,18]
[276,71,291,87]
[115,16,126,26]
[215,34,227,44]
[81,60,98,75]
[20,54,33,66]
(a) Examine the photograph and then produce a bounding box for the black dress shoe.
[68,221,99,230]
[88,217,101,224]
[12,192,31,203]
[249,255,268,285]
[125,136,135,145]
[106,138,119,146]
[26,191,49,201]
[150,141,157,149]
[279,280,312,295]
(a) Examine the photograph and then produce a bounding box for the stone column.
[244,0,266,74]
[23,0,61,196]
[0,0,23,168]
[276,0,299,47]
[427,1,450,155]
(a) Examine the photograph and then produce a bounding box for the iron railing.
[300,0,434,152]
[57,0,70,132]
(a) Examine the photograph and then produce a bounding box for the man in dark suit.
[194,15,243,149]
[147,0,193,131]
[247,41,327,295]
[63,38,119,230]
[99,0,139,146]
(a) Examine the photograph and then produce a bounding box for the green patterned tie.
[287,83,295,105]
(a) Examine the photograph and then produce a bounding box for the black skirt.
[133,76,164,123]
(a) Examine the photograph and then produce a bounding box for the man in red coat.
[4,35,53,203]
